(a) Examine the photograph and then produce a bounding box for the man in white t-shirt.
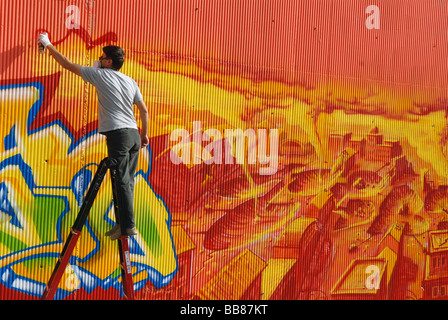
[38,33,149,241]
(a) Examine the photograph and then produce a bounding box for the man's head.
[100,46,125,70]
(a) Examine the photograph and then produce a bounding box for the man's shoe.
[126,227,138,236]
[105,224,120,237]
[110,227,138,241]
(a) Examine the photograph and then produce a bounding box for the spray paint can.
[38,43,46,54]
[38,32,47,54]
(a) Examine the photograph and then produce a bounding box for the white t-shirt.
[80,66,143,133]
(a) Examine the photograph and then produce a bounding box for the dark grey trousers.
[104,128,140,234]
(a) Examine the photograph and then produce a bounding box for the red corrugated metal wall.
[1,0,448,300]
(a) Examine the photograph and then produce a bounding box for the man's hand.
[38,33,52,48]
[141,134,149,149]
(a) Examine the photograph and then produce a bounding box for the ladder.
[41,157,135,300]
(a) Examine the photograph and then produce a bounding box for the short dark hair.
[102,46,125,70]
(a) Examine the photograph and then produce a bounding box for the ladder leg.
[109,159,135,299]
[41,158,112,300]
[109,165,120,230]
[118,236,135,300]
[41,228,81,300]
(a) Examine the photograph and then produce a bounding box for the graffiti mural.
[1,0,448,300]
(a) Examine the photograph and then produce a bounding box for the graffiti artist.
[37,33,149,241]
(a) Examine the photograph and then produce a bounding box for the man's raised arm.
[38,33,82,77]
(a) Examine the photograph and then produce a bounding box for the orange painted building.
[261,259,297,300]
[1,0,448,301]
[331,258,388,300]
[193,250,266,300]
[422,230,448,300]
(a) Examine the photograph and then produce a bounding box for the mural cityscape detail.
[1,0,448,300]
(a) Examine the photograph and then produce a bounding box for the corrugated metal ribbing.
[1,0,448,302]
